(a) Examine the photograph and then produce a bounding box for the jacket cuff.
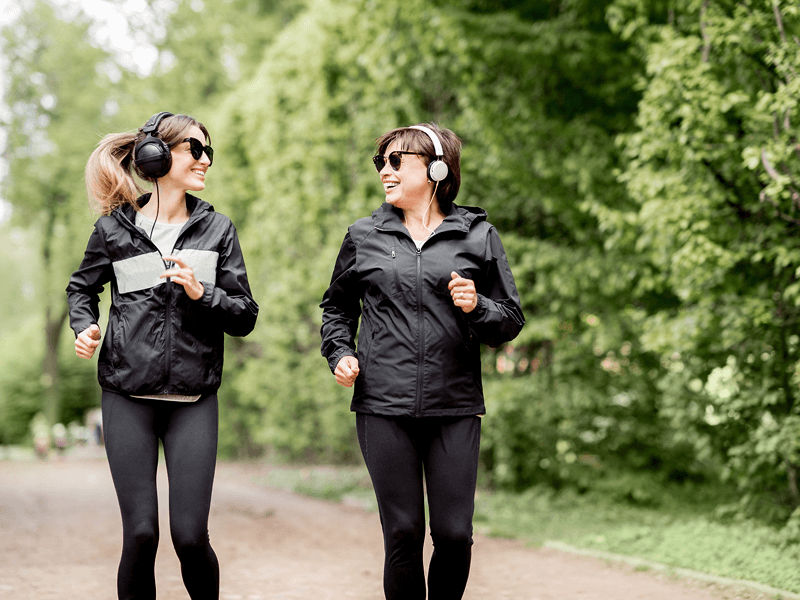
[463,295,487,320]
[328,348,355,374]
[199,281,215,306]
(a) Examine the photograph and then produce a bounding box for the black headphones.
[408,125,449,182]
[134,111,174,179]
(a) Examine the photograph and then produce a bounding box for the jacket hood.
[371,202,487,235]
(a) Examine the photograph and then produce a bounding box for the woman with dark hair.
[320,123,524,599]
[67,112,258,600]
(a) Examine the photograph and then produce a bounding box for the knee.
[385,515,425,548]
[430,521,473,549]
[171,520,209,555]
[126,518,159,553]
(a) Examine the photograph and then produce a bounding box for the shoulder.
[347,214,378,247]
[207,210,235,229]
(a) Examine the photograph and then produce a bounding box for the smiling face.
[379,139,433,211]
[162,125,210,192]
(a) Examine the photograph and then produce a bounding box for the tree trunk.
[42,306,68,426]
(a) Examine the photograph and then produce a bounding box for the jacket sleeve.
[320,231,361,373]
[198,221,259,337]
[464,226,525,347]
[66,223,113,337]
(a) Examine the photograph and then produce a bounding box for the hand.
[334,355,360,387]
[75,324,101,359]
[449,271,478,313]
[160,255,204,300]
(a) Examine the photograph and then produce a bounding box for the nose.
[379,160,392,176]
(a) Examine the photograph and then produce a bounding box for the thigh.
[101,391,160,519]
[357,414,425,529]
[162,394,219,524]
[423,417,481,537]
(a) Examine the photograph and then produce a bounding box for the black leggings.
[356,413,481,600]
[101,390,219,600]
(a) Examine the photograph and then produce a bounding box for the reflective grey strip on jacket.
[112,249,219,294]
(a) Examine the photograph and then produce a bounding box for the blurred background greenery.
[2,0,800,571]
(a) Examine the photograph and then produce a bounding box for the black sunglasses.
[372,151,422,173]
[176,137,214,165]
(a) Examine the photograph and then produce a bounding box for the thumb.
[88,324,101,340]
[451,271,459,280]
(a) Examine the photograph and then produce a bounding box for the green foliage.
[199,0,656,467]
[6,0,800,533]
[0,320,46,444]
[1,0,124,423]
[601,0,800,521]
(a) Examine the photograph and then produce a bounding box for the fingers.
[159,257,204,300]
[75,325,101,359]
[335,356,360,387]
[448,271,478,313]
[162,255,187,268]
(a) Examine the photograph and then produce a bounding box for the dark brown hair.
[85,114,210,215]
[375,123,462,212]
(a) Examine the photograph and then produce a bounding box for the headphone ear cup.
[427,159,449,182]
[134,137,172,179]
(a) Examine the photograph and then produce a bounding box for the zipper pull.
[391,249,396,258]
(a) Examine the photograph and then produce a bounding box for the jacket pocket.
[390,240,401,294]
[357,320,383,379]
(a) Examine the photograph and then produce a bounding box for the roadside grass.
[473,482,800,595]
[252,463,800,596]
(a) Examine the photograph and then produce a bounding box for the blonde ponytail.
[84,131,146,215]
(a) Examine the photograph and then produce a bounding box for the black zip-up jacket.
[66,193,258,396]
[320,202,524,417]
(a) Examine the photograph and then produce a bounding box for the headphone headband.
[408,125,444,157]
[407,125,448,182]
[142,111,173,135]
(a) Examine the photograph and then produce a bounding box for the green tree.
[204,0,661,470]
[605,0,800,520]
[1,0,123,424]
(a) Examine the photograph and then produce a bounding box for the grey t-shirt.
[135,212,184,258]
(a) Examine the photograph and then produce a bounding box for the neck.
[141,184,190,223]
[402,193,445,236]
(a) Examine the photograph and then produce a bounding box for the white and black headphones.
[408,125,449,182]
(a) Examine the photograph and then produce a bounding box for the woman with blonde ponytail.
[67,113,259,600]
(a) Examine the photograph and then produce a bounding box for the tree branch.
[760,189,800,225]
[774,2,788,44]
[762,148,782,180]
[701,0,711,63]
[773,3,797,82]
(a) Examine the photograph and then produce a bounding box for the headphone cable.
[149,179,160,242]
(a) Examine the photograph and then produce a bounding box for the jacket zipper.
[415,246,424,417]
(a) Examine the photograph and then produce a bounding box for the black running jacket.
[66,194,258,396]
[320,202,524,417]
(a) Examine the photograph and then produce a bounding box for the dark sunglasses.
[176,137,214,165]
[372,151,422,173]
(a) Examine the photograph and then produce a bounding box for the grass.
[248,463,800,597]
[473,483,800,595]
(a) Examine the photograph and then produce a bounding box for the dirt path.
[0,455,780,600]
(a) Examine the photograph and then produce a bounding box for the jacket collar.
[114,193,214,232]
[371,202,486,236]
